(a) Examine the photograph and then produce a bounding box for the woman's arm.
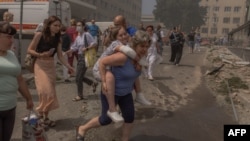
[99,52,127,92]
[114,45,138,61]
[27,32,52,58]
[134,78,141,93]
[17,75,33,110]
[99,52,127,82]
[82,33,97,52]
[57,43,74,73]
[69,36,79,52]
[27,32,42,57]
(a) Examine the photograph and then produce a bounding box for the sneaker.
[148,75,154,81]
[135,93,152,105]
[107,110,124,123]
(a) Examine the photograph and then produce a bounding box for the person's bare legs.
[105,71,124,122]
[105,71,116,112]
[78,118,132,141]
[78,117,101,136]
[121,123,133,141]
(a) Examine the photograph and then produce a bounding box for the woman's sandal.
[44,118,56,127]
[76,126,85,141]
[72,96,83,102]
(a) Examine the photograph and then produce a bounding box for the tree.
[153,0,207,32]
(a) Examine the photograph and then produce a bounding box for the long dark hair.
[42,16,61,44]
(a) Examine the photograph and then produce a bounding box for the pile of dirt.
[205,46,250,124]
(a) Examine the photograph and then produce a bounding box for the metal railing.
[228,21,250,48]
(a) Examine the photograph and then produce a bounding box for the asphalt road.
[11,45,236,141]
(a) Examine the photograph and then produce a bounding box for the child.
[93,26,150,123]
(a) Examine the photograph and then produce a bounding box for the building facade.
[66,0,142,26]
[199,0,247,38]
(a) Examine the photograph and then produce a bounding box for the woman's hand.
[67,65,75,74]
[40,50,53,57]
[134,55,140,62]
[17,75,34,110]
[134,60,142,71]
[26,99,34,110]
[66,50,73,57]
[82,47,88,52]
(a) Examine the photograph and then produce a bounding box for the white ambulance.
[0,0,71,66]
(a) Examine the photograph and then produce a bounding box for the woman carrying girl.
[77,30,151,141]
[92,26,151,123]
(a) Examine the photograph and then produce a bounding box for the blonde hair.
[130,30,151,50]
[3,12,13,22]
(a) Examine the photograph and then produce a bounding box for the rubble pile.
[205,46,250,123]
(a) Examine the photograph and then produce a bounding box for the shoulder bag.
[84,34,97,68]
[25,35,42,73]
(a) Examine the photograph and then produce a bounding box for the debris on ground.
[205,46,250,124]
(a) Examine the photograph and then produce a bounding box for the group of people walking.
[168,26,202,66]
[0,12,203,141]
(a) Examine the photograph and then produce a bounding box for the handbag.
[24,54,36,73]
[25,34,43,73]
[85,47,97,68]
[84,34,97,68]
[22,110,48,141]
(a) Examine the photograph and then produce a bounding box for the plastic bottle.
[29,112,38,126]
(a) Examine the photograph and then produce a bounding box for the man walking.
[169,26,182,65]
[88,19,101,52]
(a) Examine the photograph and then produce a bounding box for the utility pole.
[18,0,23,63]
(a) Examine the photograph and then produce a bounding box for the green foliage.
[227,77,249,90]
[153,0,206,32]
[217,77,249,95]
